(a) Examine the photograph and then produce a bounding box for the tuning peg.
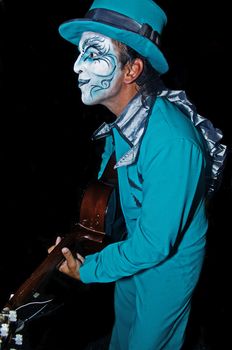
[9,311,17,323]
[14,334,23,346]
[0,323,9,337]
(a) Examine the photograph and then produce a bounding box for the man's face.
[74,32,124,106]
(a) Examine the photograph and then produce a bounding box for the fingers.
[62,249,84,265]
[59,247,82,280]
[62,248,77,269]
[48,236,62,254]
[76,253,85,264]
[56,236,62,245]
[48,245,55,254]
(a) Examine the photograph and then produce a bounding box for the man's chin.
[81,95,102,106]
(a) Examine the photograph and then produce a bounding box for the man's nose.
[73,55,83,74]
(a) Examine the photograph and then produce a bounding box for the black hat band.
[84,8,161,47]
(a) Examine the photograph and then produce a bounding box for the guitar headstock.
[0,308,23,350]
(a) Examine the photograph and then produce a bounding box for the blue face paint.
[74,32,124,106]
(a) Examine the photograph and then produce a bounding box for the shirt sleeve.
[80,138,207,283]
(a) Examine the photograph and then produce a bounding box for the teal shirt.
[80,96,207,281]
[80,94,208,349]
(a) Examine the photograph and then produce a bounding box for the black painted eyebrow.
[82,36,105,50]
[81,36,109,58]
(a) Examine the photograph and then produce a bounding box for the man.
[51,0,227,349]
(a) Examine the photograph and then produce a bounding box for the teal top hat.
[59,0,169,75]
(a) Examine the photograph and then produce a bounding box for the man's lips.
[78,79,90,88]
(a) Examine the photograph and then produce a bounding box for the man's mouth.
[78,79,90,88]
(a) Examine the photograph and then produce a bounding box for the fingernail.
[62,247,69,254]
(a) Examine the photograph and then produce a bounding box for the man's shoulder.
[148,95,202,144]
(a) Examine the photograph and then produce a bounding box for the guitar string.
[15,299,54,328]
[21,304,50,322]
[15,298,54,311]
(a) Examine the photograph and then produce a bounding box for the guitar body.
[0,153,124,349]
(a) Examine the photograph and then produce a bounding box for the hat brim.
[59,19,169,75]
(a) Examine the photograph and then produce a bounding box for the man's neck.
[103,85,139,117]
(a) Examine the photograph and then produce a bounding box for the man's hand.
[48,236,85,281]
[59,247,84,280]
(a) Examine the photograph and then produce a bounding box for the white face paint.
[74,32,124,106]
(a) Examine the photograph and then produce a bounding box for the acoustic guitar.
[0,153,123,350]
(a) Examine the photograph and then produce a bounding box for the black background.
[0,1,231,349]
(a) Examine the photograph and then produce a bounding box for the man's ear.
[124,58,144,84]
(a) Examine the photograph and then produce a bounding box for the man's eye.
[89,52,98,59]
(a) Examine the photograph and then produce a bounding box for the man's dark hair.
[114,40,164,98]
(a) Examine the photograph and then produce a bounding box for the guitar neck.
[5,226,105,310]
